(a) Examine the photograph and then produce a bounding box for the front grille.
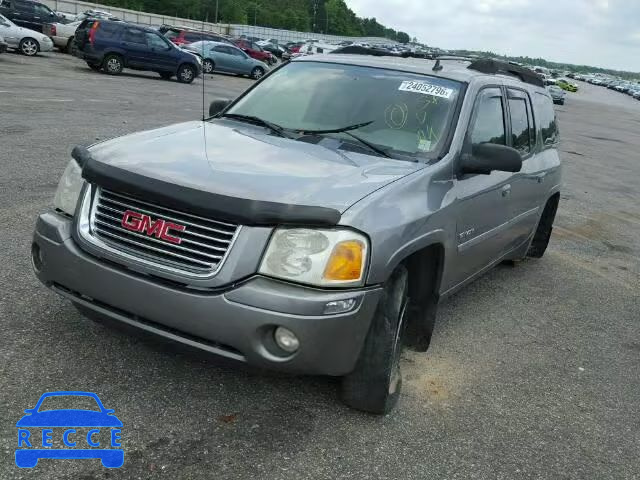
[90,188,239,275]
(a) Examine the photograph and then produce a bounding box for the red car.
[234,39,274,64]
[159,25,233,46]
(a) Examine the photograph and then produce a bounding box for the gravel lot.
[1,51,639,479]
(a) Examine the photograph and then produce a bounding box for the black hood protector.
[74,146,341,227]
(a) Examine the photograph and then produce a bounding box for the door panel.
[121,27,149,68]
[448,87,514,287]
[145,32,176,71]
[211,47,232,71]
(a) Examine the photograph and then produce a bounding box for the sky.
[347,0,640,72]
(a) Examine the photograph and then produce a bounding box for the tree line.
[98,0,412,42]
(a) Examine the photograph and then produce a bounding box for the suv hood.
[86,121,422,215]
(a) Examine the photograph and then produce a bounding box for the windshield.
[37,395,101,412]
[226,61,462,160]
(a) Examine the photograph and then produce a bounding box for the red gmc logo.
[121,210,185,245]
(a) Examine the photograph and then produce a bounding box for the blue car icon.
[15,391,123,468]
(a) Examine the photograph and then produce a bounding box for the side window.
[146,32,169,50]
[470,88,506,146]
[123,28,145,44]
[213,45,228,54]
[15,1,34,13]
[163,30,179,40]
[184,32,202,43]
[507,89,532,155]
[230,47,245,57]
[534,93,558,147]
[34,4,52,16]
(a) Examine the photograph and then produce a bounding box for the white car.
[0,13,53,56]
[43,20,80,53]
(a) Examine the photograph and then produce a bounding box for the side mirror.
[209,98,232,117]
[460,143,522,175]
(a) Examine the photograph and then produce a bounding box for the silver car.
[183,41,268,79]
[0,13,53,55]
[33,55,560,414]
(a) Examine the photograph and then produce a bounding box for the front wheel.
[19,38,39,56]
[202,59,214,74]
[177,64,196,84]
[250,66,264,80]
[341,266,409,414]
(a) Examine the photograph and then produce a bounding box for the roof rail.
[466,58,544,87]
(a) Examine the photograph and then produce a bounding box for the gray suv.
[32,54,561,414]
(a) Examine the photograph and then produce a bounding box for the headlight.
[259,228,368,287]
[53,159,84,216]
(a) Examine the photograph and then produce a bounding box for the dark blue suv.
[74,19,202,83]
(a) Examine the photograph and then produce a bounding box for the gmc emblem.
[121,210,185,245]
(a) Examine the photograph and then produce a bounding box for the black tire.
[103,54,123,75]
[87,62,101,71]
[159,72,173,80]
[527,195,559,258]
[341,266,409,414]
[19,37,39,56]
[250,66,264,80]
[66,37,75,55]
[177,64,196,84]
[202,58,215,74]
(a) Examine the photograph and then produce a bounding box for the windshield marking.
[398,80,454,99]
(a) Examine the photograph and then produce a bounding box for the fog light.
[274,327,299,353]
[323,298,357,315]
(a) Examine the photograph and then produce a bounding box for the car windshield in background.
[225,61,462,160]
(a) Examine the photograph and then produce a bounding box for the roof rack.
[331,48,544,88]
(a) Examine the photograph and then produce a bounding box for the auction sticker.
[398,81,453,99]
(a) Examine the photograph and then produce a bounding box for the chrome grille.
[89,188,239,275]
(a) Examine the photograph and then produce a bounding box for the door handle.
[501,184,511,197]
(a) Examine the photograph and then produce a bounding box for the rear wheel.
[527,195,559,258]
[103,54,123,75]
[19,38,39,56]
[202,59,214,74]
[177,64,196,84]
[341,266,409,414]
[250,66,264,80]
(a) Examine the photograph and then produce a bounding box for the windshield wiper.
[297,120,374,135]
[221,113,290,138]
[341,132,393,159]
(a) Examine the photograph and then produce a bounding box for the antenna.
[201,15,206,121]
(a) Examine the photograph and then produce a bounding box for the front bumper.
[40,38,54,52]
[32,213,381,376]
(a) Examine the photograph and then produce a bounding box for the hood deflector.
[73,146,341,226]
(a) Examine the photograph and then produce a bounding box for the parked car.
[182,41,268,79]
[75,9,118,22]
[159,24,232,46]
[42,19,80,53]
[35,55,560,415]
[556,79,577,92]
[0,34,6,52]
[0,12,52,55]
[0,0,67,32]
[547,85,566,104]
[234,38,274,65]
[257,40,287,59]
[74,19,201,83]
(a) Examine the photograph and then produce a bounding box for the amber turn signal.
[323,240,365,282]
